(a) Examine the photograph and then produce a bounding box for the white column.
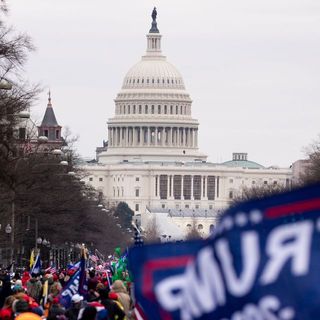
[195,129,198,147]
[132,127,136,146]
[155,127,158,146]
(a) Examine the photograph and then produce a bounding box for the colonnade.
[108,126,198,148]
[155,174,217,201]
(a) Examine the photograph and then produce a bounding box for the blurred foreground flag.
[129,183,320,320]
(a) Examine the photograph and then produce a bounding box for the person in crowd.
[79,306,97,320]
[26,274,42,303]
[15,311,42,320]
[65,294,84,320]
[47,297,66,320]
[0,273,13,309]
[21,272,30,289]
[0,295,15,319]
[12,298,30,317]
[110,280,132,319]
[98,288,125,320]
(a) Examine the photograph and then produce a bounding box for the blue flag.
[129,183,320,319]
[31,253,41,275]
[59,256,87,308]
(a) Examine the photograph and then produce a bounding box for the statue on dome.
[151,7,157,22]
[149,7,159,33]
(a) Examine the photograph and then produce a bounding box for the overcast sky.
[6,0,320,167]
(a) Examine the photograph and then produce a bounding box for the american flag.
[45,265,57,274]
[89,254,99,264]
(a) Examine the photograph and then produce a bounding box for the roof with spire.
[40,91,60,127]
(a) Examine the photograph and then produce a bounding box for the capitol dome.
[122,58,186,90]
[98,8,207,164]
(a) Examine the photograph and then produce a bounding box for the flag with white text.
[129,183,320,320]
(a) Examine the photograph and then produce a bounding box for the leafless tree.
[300,135,320,185]
[144,216,160,244]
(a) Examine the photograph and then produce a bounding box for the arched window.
[198,224,203,230]
[151,105,155,114]
[187,224,192,228]
[158,105,161,114]
[170,105,173,114]
[164,105,167,114]
[157,79,160,84]
[133,105,136,114]
[145,105,148,114]
[133,79,135,84]
[176,106,178,114]
[167,79,170,84]
[123,105,126,114]
[180,106,183,114]
[147,79,149,84]
[142,79,144,83]
[137,79,139,83]
[152,79,154,84]
[162,79,165,84]
[139,105,142,114]
[209,224,215,233]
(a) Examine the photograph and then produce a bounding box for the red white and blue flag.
[129,183,320,320]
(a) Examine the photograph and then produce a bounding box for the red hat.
[52,297,59,305]
[108,292,118,300]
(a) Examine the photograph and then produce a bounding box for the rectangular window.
[55,130,59,139]
[44,129,49,137]
[89,177,93,181]
[161,204,165,209]
[158,105,161,114]
[169,175,172,197]
[135,204,139,211]
[173,175,182,200]
[135,177,140,182]
[155,176,158,196]
[99,177,103,181]
[160,175,168,200]
[229,191,233,199]
[193,175,201,200]
[164,105,167,114]
[139,105,142,114]
[145,105,148,114]
[185,204,189,209]
[217,176,220,198]
[183,175,191,200]
[135,189,140,197]
[195,204,199,209]
[151,105,154,114]
[207,176,215,200]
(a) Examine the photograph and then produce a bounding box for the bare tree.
[231,183,289,206]
[144,216,160,244]
[300,135,320,185]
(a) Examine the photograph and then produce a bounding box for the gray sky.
[6,0,320,167]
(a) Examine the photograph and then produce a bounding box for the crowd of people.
[0,267,134,320]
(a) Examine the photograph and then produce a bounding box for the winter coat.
[26,278,42,302]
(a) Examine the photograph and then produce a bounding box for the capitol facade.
[85,9,292,239]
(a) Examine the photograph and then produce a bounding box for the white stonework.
[84,13,292,239]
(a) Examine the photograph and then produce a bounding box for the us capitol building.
[84,9,292,239]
